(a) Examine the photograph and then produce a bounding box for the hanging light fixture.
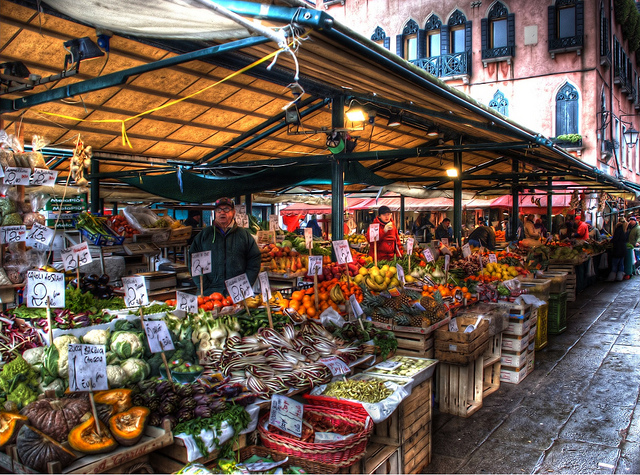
[624,127,639,148]
[345,108,366,122]
[387,111,402,127]
[446,168,458,177]
[426,126,440,137]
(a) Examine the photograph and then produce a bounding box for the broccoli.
[7,381,38,409]
[1,355,32,382]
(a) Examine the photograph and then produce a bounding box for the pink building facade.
[322,0,640,184]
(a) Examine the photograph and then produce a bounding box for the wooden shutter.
[576,1,584,38]
[417,29,427,58]
[440,25,449,55]
[556,101,568,136]
[465,21,472,52]
[384,37,390,50]
[548,5,556,47]
[396,34,404,57]
[507,13,515,48]
[481,18,488,51]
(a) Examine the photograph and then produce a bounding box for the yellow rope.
[35,47,285,148]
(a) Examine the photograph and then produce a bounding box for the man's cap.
[378,205,391,215]
[442,218,451,222]
[213,197,235,209]
[629,216,637,221]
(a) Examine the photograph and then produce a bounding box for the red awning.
[489,193,573,214]
[279,198,371,216]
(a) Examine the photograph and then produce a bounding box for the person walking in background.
[586,220,601,241]
[368,205,403,260]
[467,222,496,250]
[626,216,640,274]
[524,214,541,240]
[574,215,589,241]
[534,218,548,238]
[434,217,452,241]
[305,215,323,238]
[608,222,628,281]
[412,212,434,243]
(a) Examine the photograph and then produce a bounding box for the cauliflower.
[110,331,144,359]
[38,378,65,397]
[22,347,46,366]
[82,329,110,347]
[106,365,128,388]
[120,358,150,384]
[53,335,80,379]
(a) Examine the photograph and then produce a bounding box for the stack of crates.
[517,279,551,351]
[499,303,533,384]
[548,291,568,334]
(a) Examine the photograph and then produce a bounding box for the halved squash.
[68,414,118,454]
[93,389,133,414]
[0,412,28,447]
[108,406,150,447]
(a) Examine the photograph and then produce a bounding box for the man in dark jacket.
[467,224,496,250]
[189,197,261,296]
[434,218,452,241]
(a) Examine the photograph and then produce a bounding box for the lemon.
[405,275,415,283]
[359,267,369,276]
[354,274,364,284]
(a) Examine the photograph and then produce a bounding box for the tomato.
[197,296,205,305]
[211,292,224,301]
[212,301,223,308]
[223,296,234,307]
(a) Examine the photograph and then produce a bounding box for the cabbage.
[120,358,150,384]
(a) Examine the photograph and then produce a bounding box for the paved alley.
[425,278,640,474]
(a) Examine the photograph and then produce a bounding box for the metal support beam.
[511,159,519,241]
[245,194,252,214]
[453,151,463,244]
[331,97,345,245]
[91,160,100,214]
[399,195,405,233]
[547,178,553,234]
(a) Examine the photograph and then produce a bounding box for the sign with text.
[422,248,435,263]
[332,240,352,264]
[143,320,175,353]
[488,253,498,263]
[307,256,323,276]
[191,250,212,277]
[3,167,31,185]
[440,237,449,246]
[369,223,380,242]
[406,237,414,255]
[26,222,55,249]
[319,356,351,376]
[236,213,249,228]
[67,344,108,392]
[121,276,149,308]
[396,264,405,285]
[349,293,363,317]
[304,227,313,249]
[258,271,271,302]
[30,168,58,186]
[462,243,471,258]
[444,254,450,272]
[269,394,303,438]
[269,214,279,231]
[225,273,255,303]
[26,271,65,308]
[1,225,26,244]
[176,291,198,314]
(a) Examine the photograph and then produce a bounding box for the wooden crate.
[340,443,402,474]
[401,421,431,473]
[483,359,501,397]
[438,354,484,417]
[159,433,247,465]
[483,334,502,365]
[548,264,577,301]
[394,330,434,357]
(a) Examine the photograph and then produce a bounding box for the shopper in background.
[434,217,452,241]
[305,215,323,238]
[534,218,549,238]
[573,215,589,241]
[586,220,601,241]
[524,214,541,240]
[189,197,261,295]
[412,212,434,243]
[505,214,524,241]
[626,216,640,274]
[608,222,628,281]
[183,210,201,228]
[368,205,403,260]
[467,222,496,250]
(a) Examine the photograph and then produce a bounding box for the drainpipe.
[547,178,553,234]
[90,160,100,214]
[399,195,405,233]
[511,159,519,241]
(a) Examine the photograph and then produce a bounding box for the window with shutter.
[481,2,515,64]
[371,26,387,47]
[549,0,584,57]
[556,83,579,136]
[425,15,442,58]
[599,2,610,64]
[400,19,419,61]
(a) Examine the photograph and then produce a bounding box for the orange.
[298,305,307,315]
[306,306,317,318]
[291,291,303,301]
[461,287,468,294]
[279,299,290,308]
[289,300,300,310]
[302,294,313,304]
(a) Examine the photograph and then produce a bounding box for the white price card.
[30,168,58,186]
[143,320,175,353]
[60,248,76,271]
[72,242,92,267]
[121,276,149,308]
[332,239,353,264]
[258,271,271,302]
[396,264,405,285]
[369,223,380,242]
[3,167,31,185]
[26,271,65,308]
[444,254,451,272]
[0,166,4,178]
[269,394,304,438]
[422,248,435,263]
[236,205,246,215]
[440,237,449,246]
[68,344,108,392]
[304,227,313,249]
[26,222,55,249]
[236,213,249,228]
[488,253,498,263]
[462,243,471,258]
[176,291,198,314]
[191,250,212,277]
[1,225,27,244]
[225,273,255,303]
[406,237,414,255]
[449,319,459,332]
[349,293,364,317]
[319,356,351,376]
[307,255,323,276]
[269,214,279,231]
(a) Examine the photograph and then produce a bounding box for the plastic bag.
[23,213,46,227]
[30,191,51,212]
[2,212,22,226]
[320,307,346,328]
[3,245,30,284]
[0,197,17,217]
[0,131,23,153]
[123,206,173,233]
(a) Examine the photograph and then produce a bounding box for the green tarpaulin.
[119,161,392,203]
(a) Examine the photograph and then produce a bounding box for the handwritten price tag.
[349,293,363,317]
[269,395,304,438]
[332,240,352,264]
[258,271,271,302]
[396,264,405,285]
[26,222,55,249]
[488,253,498,263]
[441,237,449,246]
[236,213,249,228]
[406,237,414,255]
[191,251,212,277]
[61,241,93,271]
[369,223,380,242]
[307,256,323,276]
[319,356,351,376]
[3,167,31,185]
[269,214,279,231]
[225,273,255,304]
[143,320,175,353]
[176,291,198,314]
[444,254,450,272]
[67,344,108,392]
[1,225,27,244]
[422,248,435,263]
[30,168,58,186]
[462,243,471,258]
[122,276,149,308]
[304,227,313,249]
[26,271,65,308]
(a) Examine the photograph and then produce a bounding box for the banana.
[329,284,345,303]
[365,276,385,292]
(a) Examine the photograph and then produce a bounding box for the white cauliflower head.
[110,331,144,359]
[120,358,150,383]
[106,365,128,388]
[82,329,110,347]
[53,334,80,378]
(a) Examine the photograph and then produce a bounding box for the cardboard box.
[500,365,529,384]
[526,351,535,374]
[501,349,528,368]
[502,333,529,352]
[505,317,531,336]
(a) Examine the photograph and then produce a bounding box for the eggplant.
[85,274,100,283]
[98,274,110,285]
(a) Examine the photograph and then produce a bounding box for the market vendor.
[573,215,589,241]
[189,197,261,296]
[467,222,496,250]
[368,205,403,260]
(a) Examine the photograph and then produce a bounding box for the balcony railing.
[549,35,583,58]
[482,45,515,61]
[411,52,471,79]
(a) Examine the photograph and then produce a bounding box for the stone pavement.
[424,278,640,474]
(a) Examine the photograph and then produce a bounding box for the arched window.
[425,15,442,58]
[556,83,579,136]
[489,90,509,116]
[481,2,515,62]
[372,26,390,50]
[447,10,469,54]
[548,0,584,56]
[396,19,419,61]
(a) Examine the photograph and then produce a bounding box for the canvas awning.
[489,193,573,214]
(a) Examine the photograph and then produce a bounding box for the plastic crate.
[548,292,567,334]
[78,227,125,246]
[535,304,548,350]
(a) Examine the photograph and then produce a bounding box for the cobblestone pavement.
[424,278,640,474]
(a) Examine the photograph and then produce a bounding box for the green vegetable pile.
[323,379,392,403]
[0,355,40,408]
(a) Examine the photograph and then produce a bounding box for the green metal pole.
[511,159,520,241]
[399,195,405,233]
[453,151,463,245]
[331,96,345,245]
[547,178,553,235]
[245,194,252,216]
[91,160,100,214]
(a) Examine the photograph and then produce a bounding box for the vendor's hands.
[384,222,394,232]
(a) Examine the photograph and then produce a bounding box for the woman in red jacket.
[368,206,404,261]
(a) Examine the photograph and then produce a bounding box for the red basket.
[302,393,368,418]
[258,404,373,468]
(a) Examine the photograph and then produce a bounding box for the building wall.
[323,0,640,183]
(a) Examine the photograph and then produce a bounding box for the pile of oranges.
[277,278,364,318]
[421,283,473,302]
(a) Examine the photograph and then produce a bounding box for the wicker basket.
[258,405,372,467]
[237,445,339,473]
[302,393,368,418]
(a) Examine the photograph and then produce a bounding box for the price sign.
[258,271,271,302]
[369,223,380,242]
[26,271,65,308]
[304,227,313,249]
[269,214,279,231]
[444,254,450,272]
[30,168,58,186]
[236,213,249,228]
[225,273,255,303]
[1,225,27,244]
[121,276,149,308]
[488,253,498,263]
[26,222,55,249]
[462,243,471,258]
[191,251,212,277]
[478,254,484,272]
[0,166,4,178]
[307,256,323,276]
[236,205,246,215]
[176,291,198,314]
[449,319,459,332]
[396,264,405,285]
[441,237,449,246]
[349,293,363,317]
[269,395,304,438]
[67,344,108,392]
[422,248,435,263]
[332,240,352,264]
[143,320,175,353]
[3,167,31,185]
[72,242,92,267]
[406,237,414,255]
[60,248,76,271]
[319,356,351,376]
